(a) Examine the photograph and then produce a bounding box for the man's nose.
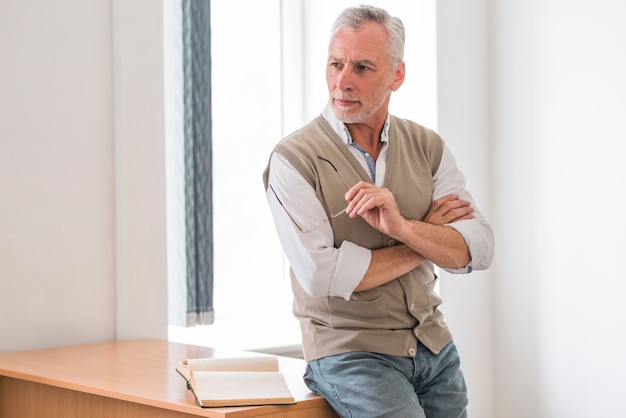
[335,67,354,91]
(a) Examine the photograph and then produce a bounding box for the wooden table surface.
[0,339,337,418]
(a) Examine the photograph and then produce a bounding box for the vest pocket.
[396,271,443,326]
[327,296,392,329]
[423,273,440,306]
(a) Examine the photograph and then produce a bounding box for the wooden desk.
[0,339,338,418]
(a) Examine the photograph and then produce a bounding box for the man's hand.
[344,181,405,237]
[424,194,474,225]
[344,182,473,234]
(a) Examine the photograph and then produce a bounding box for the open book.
[176,355,296,408]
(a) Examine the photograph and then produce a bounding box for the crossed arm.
[349,182,473,292]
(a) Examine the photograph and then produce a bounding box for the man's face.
[326,21,405,126]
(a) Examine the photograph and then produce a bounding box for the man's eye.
[356,65,370,73]
[330,62,342,69]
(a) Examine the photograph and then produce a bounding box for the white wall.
[439,1,626,417]
[489,1,626,417]
[0,0,168,352]
[0,0,116,351]
[112,0,168,341]
[437,2,493,417]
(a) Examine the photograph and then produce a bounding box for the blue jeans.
[304,341,468,418]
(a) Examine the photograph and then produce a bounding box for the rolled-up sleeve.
[266,153,371,299]
[433,145,495,274]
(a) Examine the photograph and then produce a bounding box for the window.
[166,0,437,353]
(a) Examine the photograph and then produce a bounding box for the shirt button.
[409,303,415,310]
[387,239,396,246]
[408,348,416,357]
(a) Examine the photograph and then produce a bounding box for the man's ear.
[391,61,406,92]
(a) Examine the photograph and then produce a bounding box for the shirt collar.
[322,101,391,145]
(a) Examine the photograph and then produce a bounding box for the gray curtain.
[182,0,214,326]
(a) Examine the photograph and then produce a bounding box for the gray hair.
[330,5,405,66]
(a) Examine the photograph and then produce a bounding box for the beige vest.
[263,115,451,361]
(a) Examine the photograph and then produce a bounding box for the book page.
[176,355,279,382]
[190,370,295,407]
[187,355,279,372]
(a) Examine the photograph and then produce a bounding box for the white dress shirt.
[266,103,494,300]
